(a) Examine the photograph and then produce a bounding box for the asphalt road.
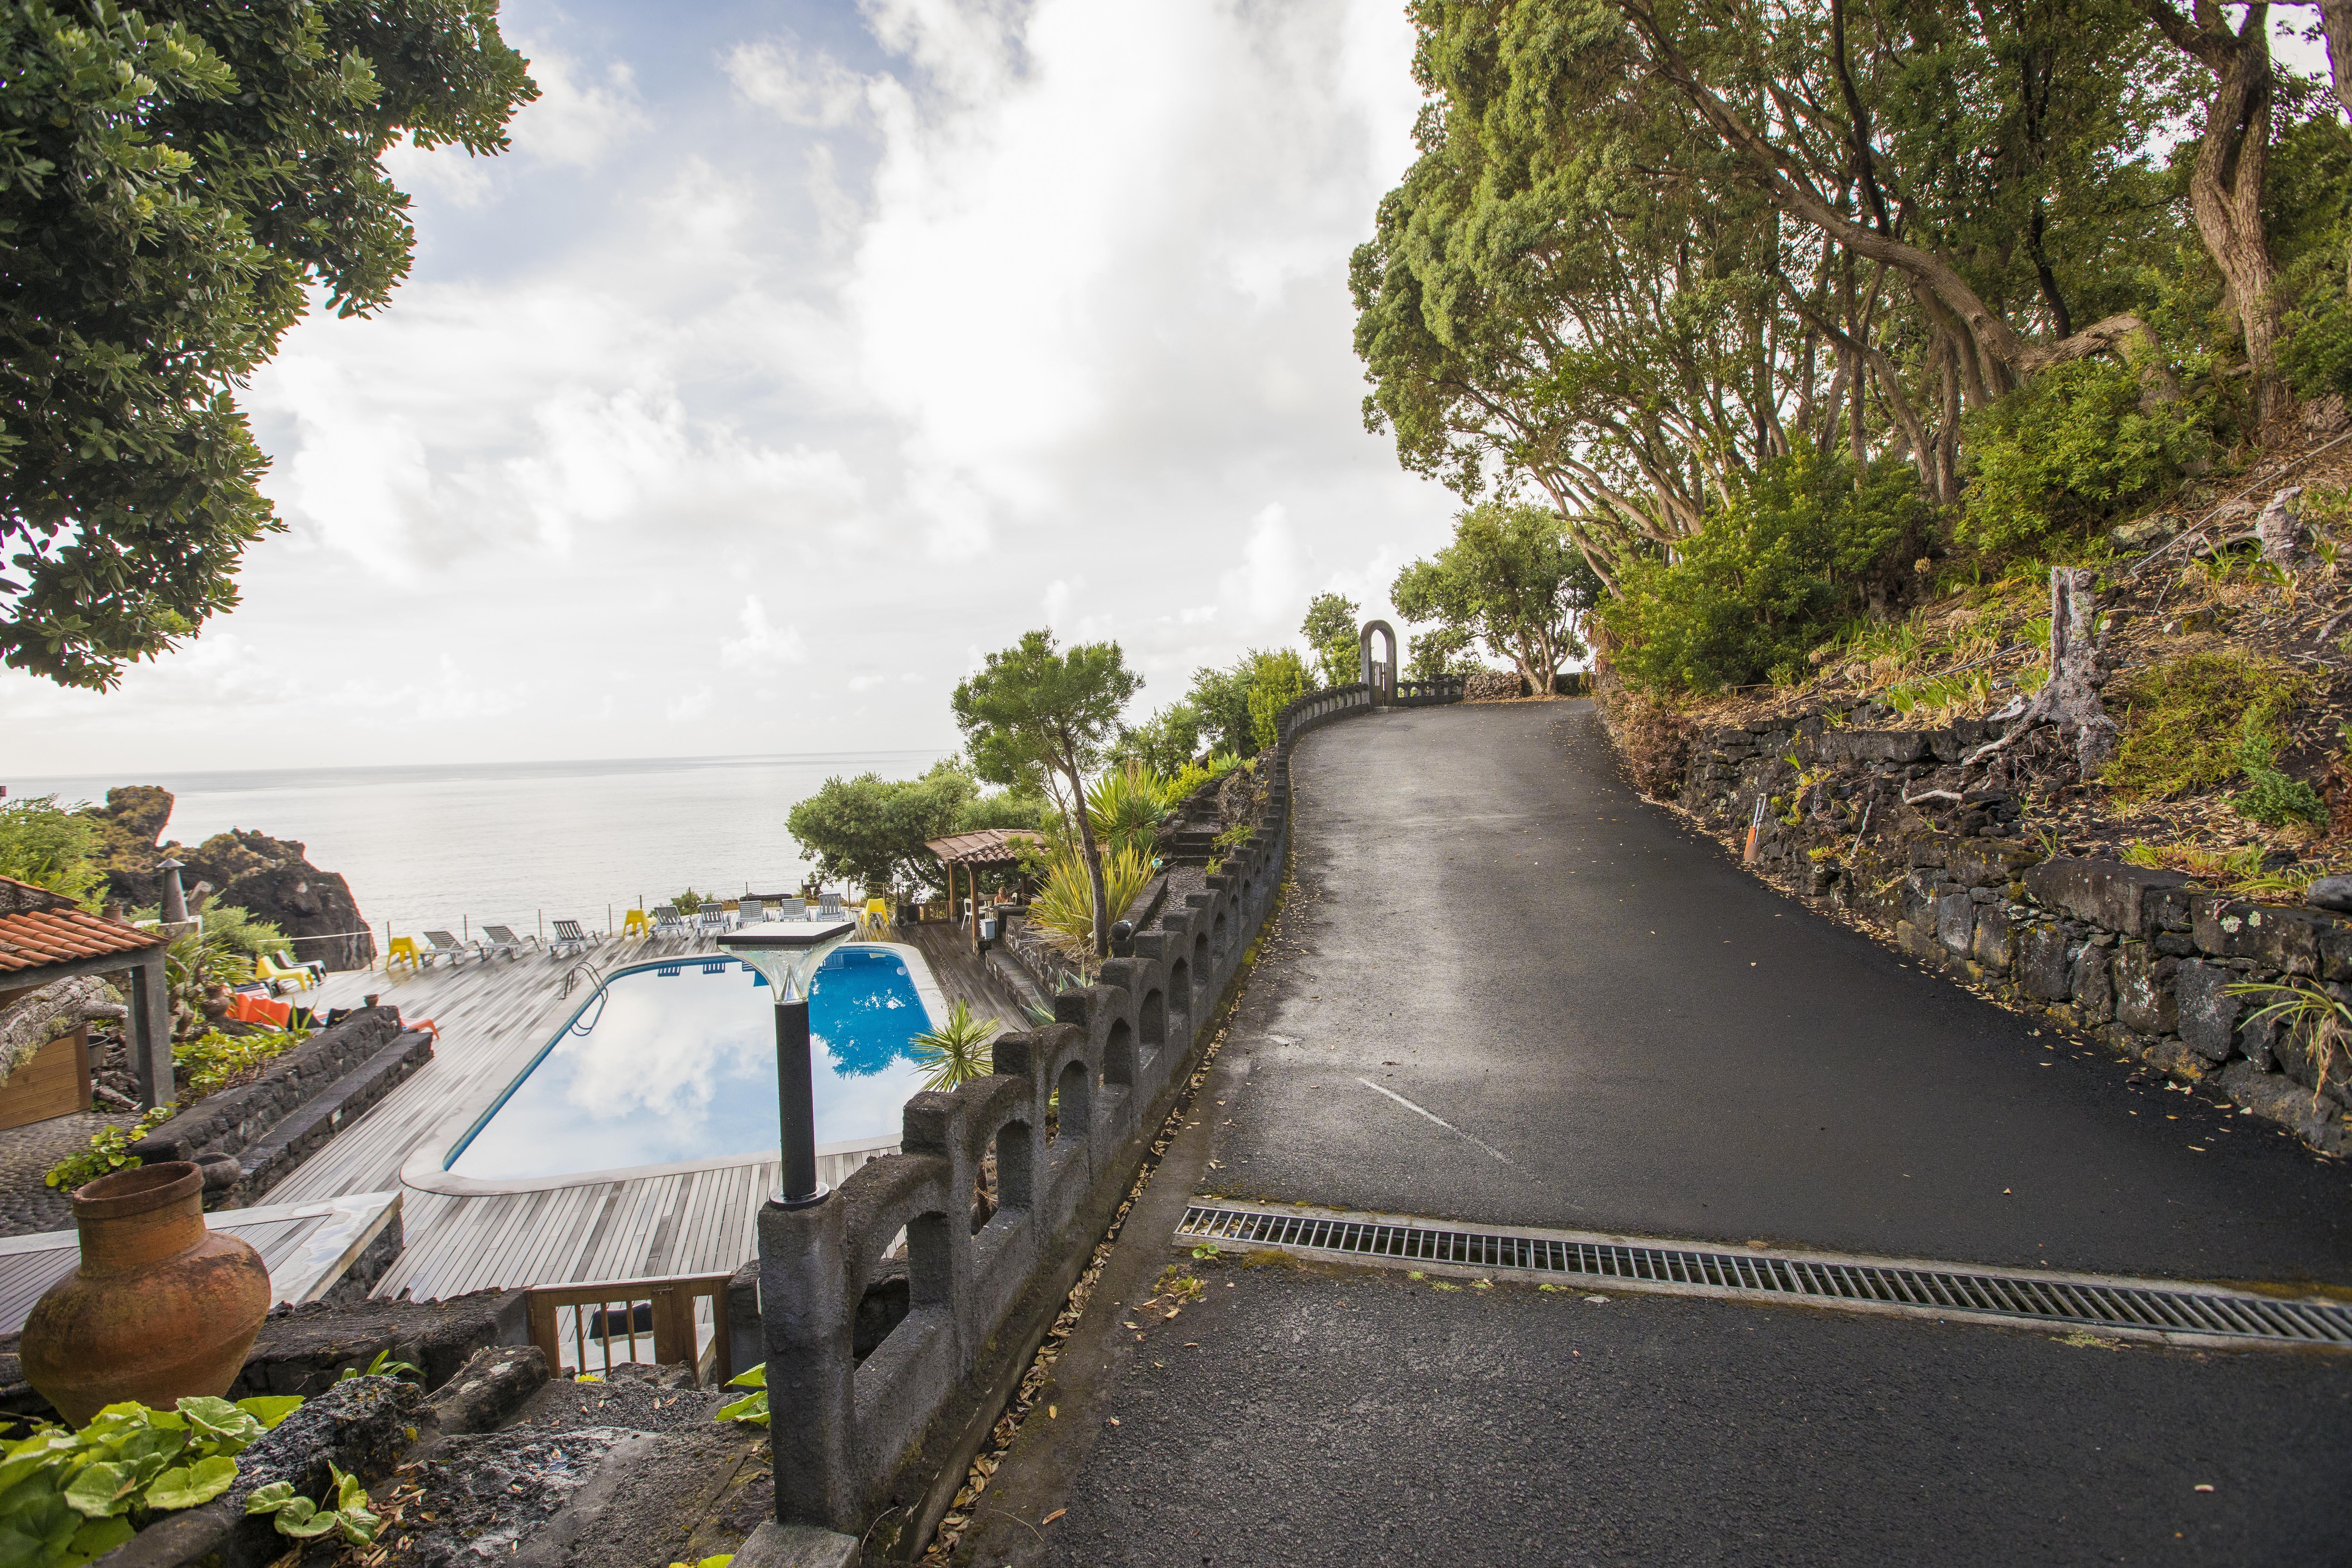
[951,700,2352,1567]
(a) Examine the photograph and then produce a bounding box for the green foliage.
[243,1460,378,1546]
[670,888,707,914]
[1301,592,1361,689]
[788,760,984,895]
[46,1106,173,1191]
[0,0,537,689]
[2224,978,2347,1107]
[951,784,1050,839]
[714,1363,768,1428]
[337,1350,418,1383]
[1084,763,1177,860]
[2231,724,2327,828]
[1028,843,1155,959]
[2103,653,2312,800]
[1111,699,1204,776]
[1391,504,1588,694]
[175,1026,306,1103]
[1405,625,1481,681]
[1956,355,2219,558]
[0,797,104,909]
[0,1394,297,1568]
[909,1001,1000,1093]
[1598,453,1924,695]
[189,905,288,966]
[1243,649,1310,753]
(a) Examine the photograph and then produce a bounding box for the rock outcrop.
[82,789,376,970]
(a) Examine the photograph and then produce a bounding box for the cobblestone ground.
[0,1111,139,1236]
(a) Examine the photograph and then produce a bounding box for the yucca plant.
[1028,843,1155,958]
[911,1001,1000,1091]
[1085,762,1175,859]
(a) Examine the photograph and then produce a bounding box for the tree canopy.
[0,0,536,688]
[952,630,1142,954]
[1301,591,1362,688]
[1392,503,1590,694]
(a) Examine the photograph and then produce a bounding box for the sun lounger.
[421,930,478,966]
[738,899,768,924]
[478,924,533,960]
[776,897,807,920]
[816,892,845,922]
[651,905,688,941]
[549,919,595,957]
[694,908,732,941]
[254,950,319,993]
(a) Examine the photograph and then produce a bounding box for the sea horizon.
[6,749,956,949]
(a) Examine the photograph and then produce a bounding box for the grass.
[2101,652,2314,800]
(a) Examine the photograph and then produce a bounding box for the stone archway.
[1359,620,1398,704]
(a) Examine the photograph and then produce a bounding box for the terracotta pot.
[20,1161,271,1426]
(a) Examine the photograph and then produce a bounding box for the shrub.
[1244,649,1311,753]
[2232,724,2328,827]
[1597,451,1922,695]
[176,1027,308,1103]
[2102,653,2313,800]
[909,1001,999,1092]
[1956,355,2218,559]
[1027,844,1155,959]
[46,1106,175,1191]
[1597,673,1695,798]
[0,797,105,910]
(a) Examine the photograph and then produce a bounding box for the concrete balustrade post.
[758,1193,858,1529]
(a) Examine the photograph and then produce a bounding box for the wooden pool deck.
[268,925,1025,1302]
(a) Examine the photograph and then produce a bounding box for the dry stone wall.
[1666,712,2352,1155]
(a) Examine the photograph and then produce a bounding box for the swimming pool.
[444,947,937,1181]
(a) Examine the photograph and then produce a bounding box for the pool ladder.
[559,958,615,1035]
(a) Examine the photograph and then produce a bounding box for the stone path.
[953,699,2352,1565]
[0,1108,139,1237]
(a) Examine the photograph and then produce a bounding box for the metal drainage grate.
[1176,1202,2352,1349]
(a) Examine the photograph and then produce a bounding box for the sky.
[2,0,1453,774]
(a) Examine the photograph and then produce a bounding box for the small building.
[0,876,173,1116]
[923,828,1043,951]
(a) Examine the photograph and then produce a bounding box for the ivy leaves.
[243,1461,378,1546]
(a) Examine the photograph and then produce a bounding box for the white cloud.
[727,37,874,127]
[507,49,650,168]
[666,685,716,722]
[721,597,808,669]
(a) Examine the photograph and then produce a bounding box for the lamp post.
[721,918,856,1208]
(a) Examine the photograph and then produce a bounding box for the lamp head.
[721,918,858,1002]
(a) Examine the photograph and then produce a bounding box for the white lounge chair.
[776,897,807,920]
[816,892,845,923]
[652,905,688,941]
[550,919,596,957]
[421,930,478,966]
[738,899,768,924]
[479,924,534,960]
[694,908,732,942]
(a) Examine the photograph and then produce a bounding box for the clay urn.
[20,1162,272,1426]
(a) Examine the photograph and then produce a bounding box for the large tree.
[1301,591,1362,689]
[786,761,983,896]
[1392,503,1589,696]
[0,0,536,688]
[952,631,1141,957]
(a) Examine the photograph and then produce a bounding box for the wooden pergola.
[0,876,172,1109]
[923,829,1043,954]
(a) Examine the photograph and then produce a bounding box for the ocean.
[8,751,952,944]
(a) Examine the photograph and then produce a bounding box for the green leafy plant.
[45,1107,174,1191]
[174,1027,307,1104]
[337,1350,419,1383]
[1028,843,1154,961]
[910,1002,1000,1092]
[0,1395,299,1568]
[0,798,105,910]
[713,1364,768,1428]
[243,1461,378,1546]
[2232,720,2328,828]
[1083,763,1176,861]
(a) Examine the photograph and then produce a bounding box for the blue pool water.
[446,948,934,1180]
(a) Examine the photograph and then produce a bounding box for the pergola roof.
[0,877,166,979]
[924,828,1044,869]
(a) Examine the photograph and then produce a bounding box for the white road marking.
[1356,1077,1512,1163]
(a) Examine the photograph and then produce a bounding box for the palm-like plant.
[1029,843,1155,959]
[2226,979,2349,1109]
[911,1001,1001,1091]
[1084,762,1176,859]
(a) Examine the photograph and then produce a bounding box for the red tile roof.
[0,905,167,976]
[924,828,1045,868]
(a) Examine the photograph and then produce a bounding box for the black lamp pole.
[774,993,822,1208]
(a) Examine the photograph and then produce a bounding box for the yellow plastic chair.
[620,908,650,940]
[384,936,421,973]
[859,898,889,939]
[255,952,316,992]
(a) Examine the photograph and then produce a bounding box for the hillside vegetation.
[1352,0,2352,888]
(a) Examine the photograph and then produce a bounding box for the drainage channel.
[1176,1200,2352,1350]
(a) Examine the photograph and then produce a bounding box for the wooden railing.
[525,1272,735,1385]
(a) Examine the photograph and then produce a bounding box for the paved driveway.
[952,700,2352,1567]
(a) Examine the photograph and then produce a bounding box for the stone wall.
[1663,711,2352,1154]
[128,1006,435,1205]
[755,678,1392,1545]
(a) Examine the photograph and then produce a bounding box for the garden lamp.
[722,917,856,1208]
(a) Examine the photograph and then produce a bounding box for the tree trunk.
[1069,762,1112,957]
[1966,568,2116,775]
[2258,486,2307,568]
[2323,0,2352,121]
